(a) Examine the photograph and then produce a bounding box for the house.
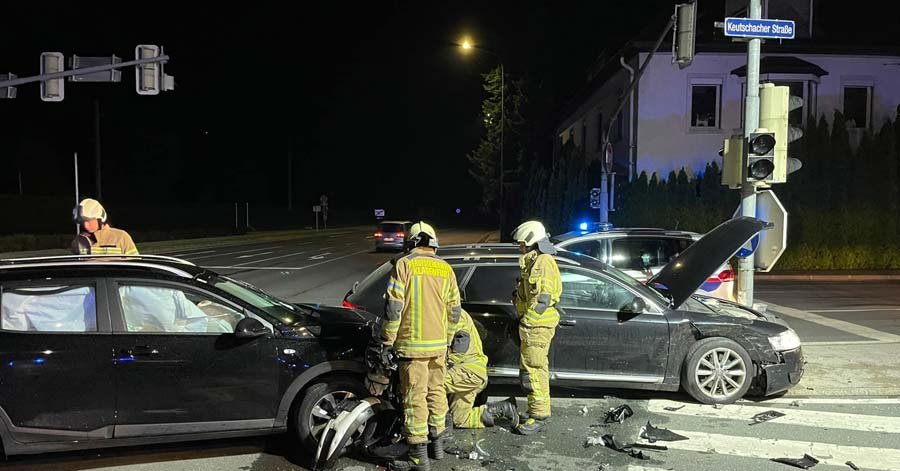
[554,0,900,182]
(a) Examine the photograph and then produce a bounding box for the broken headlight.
[768,329,801,351]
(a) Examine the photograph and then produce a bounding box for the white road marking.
[207,249,369,271]
[811,307,900,313]
[169,250,216,257]
[648,400,900,434]
[763,301,900,342]
[187,246,282,260]
[739,397,900,405]
[235,251,274,259]
[309,252,332,260]
[804,340,900,346]
[229,250,308,267]
[642,430,900,471]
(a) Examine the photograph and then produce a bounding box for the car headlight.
[768,329,801,351]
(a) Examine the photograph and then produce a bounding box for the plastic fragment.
[749,410,786,425]
[599,434,651,460]
[584,436,605,448]
[580,406,589,416]
[639,421,689,442]
[663,405,686,412]
[789,400,802,408]
[770,453,819,469]
[476,439,490,457]
[604,404,634,424]
[632,443,668,451]
[846,461,860,471]
[713,403,725,409]
[468,451,480,460]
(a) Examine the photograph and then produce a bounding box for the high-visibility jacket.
[448,309,488,379]
[71,226,139,255]
[515,250,562,328]
[382,247,462,358]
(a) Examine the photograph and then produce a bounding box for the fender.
[274,360,366,428]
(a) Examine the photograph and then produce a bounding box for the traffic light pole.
[0,55,169,89]
[737,0,762,308]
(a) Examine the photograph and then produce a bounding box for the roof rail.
[0,254,196,267]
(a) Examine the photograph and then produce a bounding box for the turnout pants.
[445,365,488,428]
[399,355,448,444]
[519,325,555,418]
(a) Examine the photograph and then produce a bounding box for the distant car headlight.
[768,329,801,351]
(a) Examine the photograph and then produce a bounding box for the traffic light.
[40,52,64,102]
[759,83,804,183]
[747,131,777,182]
[672,2,697,69]
[720,134,744,189]
[0,73,16,99]
[135,45,160,95]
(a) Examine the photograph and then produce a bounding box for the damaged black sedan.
[344,217,805,404]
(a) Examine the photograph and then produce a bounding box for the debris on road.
[639,421,689,442]
[580,406,589,416]
[770,453,820,469]
[587,434,651,460]
[789,400,802,408]
[749,410,787,426]
[713,403,725,409]
[846,461,860,471]
[663,405,686,412]
[475,439,490,457]
[604,405,634,424]
[584,436,605,448]
[632,443,668,451]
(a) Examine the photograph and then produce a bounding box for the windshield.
[211,275,304,325]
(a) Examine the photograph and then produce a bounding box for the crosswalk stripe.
[648,400,900,434]
[739,397,900,405]
[763,301,900,342]
[643,430,900,471]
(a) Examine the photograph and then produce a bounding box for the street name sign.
[724,17,795,40]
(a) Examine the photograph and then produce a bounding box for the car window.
[213,276,299,323]
[559,268,635,311]
[610,237,692,271]
[1,283,97,332]
[118,284,244,334]
[465,265,519,303]
[563,239,607,262]
[379,223,404,233]
[348,261,394,312]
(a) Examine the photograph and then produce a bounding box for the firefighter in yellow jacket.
[71,198,139,256]
[445,309,518,429]
[511,220,562,435]
[381,222,461,471]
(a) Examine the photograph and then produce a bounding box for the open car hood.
[647,217,771,309]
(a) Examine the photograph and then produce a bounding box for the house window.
[843,86,872,129]
[690,83,721,129]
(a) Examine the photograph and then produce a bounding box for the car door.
[459,264,531,377]
[0,277,115,442]
[553,267,670,381]
[108,278,279,437]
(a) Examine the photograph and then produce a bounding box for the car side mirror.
[234,317,268,339]
[628,297,647,314]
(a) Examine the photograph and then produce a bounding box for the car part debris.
[468,451,480,460]
[600,434,650,460]
[632,443,668,451]
[713,403,724,409]
[845,461,860,471]
[663,405,686,412]
[584,436,605,448]
[639,421,689,442]
[580,406,589,416]
[604,404,634,424]
[749,410,786,425]
[789,400,802,408]
[770,454,819,469]
[475,439,490,457]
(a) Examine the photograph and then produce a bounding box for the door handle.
[559,319,577,326]
[121,345,159,357]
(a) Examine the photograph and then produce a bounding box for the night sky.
[1,1,897,221]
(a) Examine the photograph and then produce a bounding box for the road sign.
[374,209,385,218]
[589,188,602,209]
[313,205,322,213]
[724,17,796,40]
[732,189,788,271]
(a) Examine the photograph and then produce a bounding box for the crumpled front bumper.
[761,347,805,396]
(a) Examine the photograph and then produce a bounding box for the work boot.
[481,397,520,427]
[392,443,430,471]
[515,416,547,435]
[428,426,445,460]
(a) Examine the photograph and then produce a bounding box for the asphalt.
[4,234,900,471]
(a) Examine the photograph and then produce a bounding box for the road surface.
[4,229,900,471]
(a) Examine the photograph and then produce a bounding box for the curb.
[477,230,500,243]
[757,274,900,281]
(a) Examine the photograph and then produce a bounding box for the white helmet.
[511,220,547,246]
[409,221,439,248]
[74,198,108,223]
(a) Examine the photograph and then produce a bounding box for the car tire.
[295,375,368,452]
[682,337,753,405]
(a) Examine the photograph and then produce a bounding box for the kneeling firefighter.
[446,309,518,429]
[511,220,562,435]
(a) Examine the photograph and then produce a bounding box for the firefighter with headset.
[71,198,139,256]
[374,221,461,471]
[511,220,562,435]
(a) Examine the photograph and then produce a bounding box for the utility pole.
[737,0,763,307]
[287,137,293,211]
[94,99,102,199]
[74,153,80,236]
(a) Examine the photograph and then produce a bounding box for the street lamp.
[458,38,505,236]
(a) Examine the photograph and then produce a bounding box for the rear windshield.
[379,223,404,233]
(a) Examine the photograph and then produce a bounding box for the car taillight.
[374,232,383,238]
[707,268,735,283]
[342,299,362,310]
[396,232,404,238]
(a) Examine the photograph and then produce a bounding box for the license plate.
[384,238,394,242]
